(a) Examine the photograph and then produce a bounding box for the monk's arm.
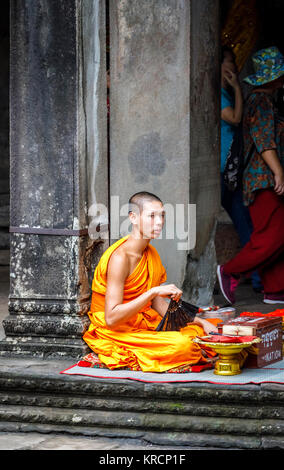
[104,252,157,328]
[193,317,218,334]
[151,295,169,317]
[105,252,183,328]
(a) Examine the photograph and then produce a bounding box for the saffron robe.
[83,235,217,372]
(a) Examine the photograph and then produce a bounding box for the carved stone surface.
[184,0,221,305]
[8,300,81,315]
[3,314,90,337]
[0,338,90,359]
[1,0,107,358]
[109,0,191,287]
[4,0,220,354]
[109,0,220,304]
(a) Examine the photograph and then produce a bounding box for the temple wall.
[109,0,220,303]
[2,0,108,357]
[183,0,220,304]
[1,0,220,356]
[0,1,10,260]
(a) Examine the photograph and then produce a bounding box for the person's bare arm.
[105,252,183,328]
[221,105,241,126]
[194,317,218,334]
[105,252,155,328]
[105,253,216,333]
[261,149,284,195]
[151,296,169,317]
[221,70,243,126]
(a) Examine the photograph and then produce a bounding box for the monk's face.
[132,200,165,239]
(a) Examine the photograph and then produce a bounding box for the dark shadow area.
[216,0,284,267]
[221,0,284,52]
[0,0,10,339]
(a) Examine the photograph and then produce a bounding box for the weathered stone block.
[1,0,108,358]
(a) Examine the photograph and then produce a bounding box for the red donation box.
[218,316,283,367]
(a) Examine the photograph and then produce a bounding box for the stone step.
[0,390,283,420]
[0,405,282,449]
[4,404,280,434]
[0,421,263,449]
[0,357,283,449]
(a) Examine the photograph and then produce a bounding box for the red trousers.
[224,188,284,294]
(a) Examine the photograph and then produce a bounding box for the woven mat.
[60,359,284,385]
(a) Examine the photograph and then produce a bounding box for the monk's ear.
[128,211,138,225]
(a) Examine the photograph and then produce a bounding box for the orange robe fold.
[83,235,217,373]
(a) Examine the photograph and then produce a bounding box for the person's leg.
[218,189,284,303]
[84,318,213,372]
[259,251,284,303]
[221,174,234,215]
[227,187,252,246]
[221,176,262,290]
[228,187,263,290]
[224,190,284,277]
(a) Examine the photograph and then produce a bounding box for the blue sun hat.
[243,46,284,86]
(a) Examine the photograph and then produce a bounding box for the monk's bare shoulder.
[107,246,130,281]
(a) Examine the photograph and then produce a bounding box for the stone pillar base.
[1,311,90,359]
[0,335,89,359]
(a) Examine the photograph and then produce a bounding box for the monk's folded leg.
[83,323,211,373]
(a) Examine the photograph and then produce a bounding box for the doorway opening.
[215,0,284,271]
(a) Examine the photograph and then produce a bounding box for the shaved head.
[128,191,163,215]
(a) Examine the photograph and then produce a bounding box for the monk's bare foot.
[201,349,218,364]
[206,355,219,365]
[201,348,208,358]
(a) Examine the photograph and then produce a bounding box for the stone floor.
[0,431,200,450]
[213,279,279,316]
[0,264,283,451]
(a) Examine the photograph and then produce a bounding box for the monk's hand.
[151,284,183,302]
[194,317,218,335]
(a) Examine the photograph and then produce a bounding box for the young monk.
[83,191,219,372]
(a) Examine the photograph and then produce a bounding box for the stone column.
[109,0,191,288]
[0,0,108,358]
[182,0,221,305]
[109,0,220,304]
[0,1,10,263]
